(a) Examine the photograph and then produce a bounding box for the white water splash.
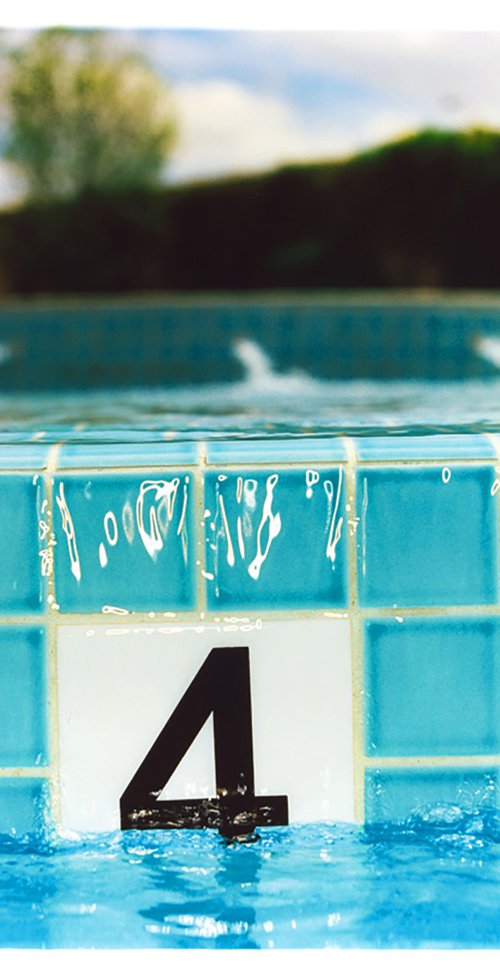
[233,338,276,386]
[474,335,500,369]
[232,337,311,394]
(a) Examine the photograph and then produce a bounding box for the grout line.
[358,605,500,618]
[204,459,349,470]
[344,436,364,824]
[2,603,500,626]
[487,434,500,606]
[53,463,200,477]
[364,755,500,769]
[486,433,500,460]
[203,458,498,470]
[43,443,63,828]
[0,459,492,477]
[1,604,500,625]
[351,457,498,468]
[0,616,47,626]
[194,442,207,614]
[0,755,495,778]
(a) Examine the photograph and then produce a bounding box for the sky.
[3,28,500,202]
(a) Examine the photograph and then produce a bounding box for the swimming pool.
[1,292,500,949]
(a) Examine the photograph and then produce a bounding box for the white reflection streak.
[136,479,179,559]
[325,469,344,567]
[218,495,235,567]
[248,473,281,580]
[177,479,189,564]
[56,482,82,582]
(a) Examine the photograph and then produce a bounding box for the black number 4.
[120,647,289,837]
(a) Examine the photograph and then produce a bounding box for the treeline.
[1,128,500,295]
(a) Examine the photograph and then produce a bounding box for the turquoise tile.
[204,467,348,609]
[364,618,500,757]
[206,438,348,464]
[53,472,196,612]
[0,475,45,613]
[0,627,48,767]
[365,767,499,823]
[58,441,199,469]
[357,464,498,607]
[0,779,48,835]
[0,444,53,469]
[355,434,496,461]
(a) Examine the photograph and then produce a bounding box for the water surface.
[2,810,500,949]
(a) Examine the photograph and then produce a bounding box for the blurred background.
[1,28,500,295]
[1,27,500,402]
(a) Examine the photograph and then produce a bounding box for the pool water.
[2,326,500,436]
[4,375,500,436]
[2,809,500,950]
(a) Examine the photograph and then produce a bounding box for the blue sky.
[2,29,500,201]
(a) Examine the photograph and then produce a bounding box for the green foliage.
[2,127,500,293]
[1,28,176,200]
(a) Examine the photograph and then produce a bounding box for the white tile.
[57,619,354,832]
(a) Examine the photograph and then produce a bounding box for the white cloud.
[167,79,351,180]
[132,30,500,122]
[167,78,449,182]
[260,31,500,119]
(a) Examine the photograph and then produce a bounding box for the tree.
[1,28,177,201]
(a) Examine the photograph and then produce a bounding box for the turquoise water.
[3,810,500,949]
[2,366,500,436]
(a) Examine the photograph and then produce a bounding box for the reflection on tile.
[357,464,498,607]
[204,467,348,609]
[53,473,196,612]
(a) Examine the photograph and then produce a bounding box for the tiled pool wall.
[1,292,500,387]
[1,431,500,834]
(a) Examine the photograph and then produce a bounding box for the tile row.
[0,615,499,832]
[0,459,497,612]
[0,433,498,469]
[5,614,500,776]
